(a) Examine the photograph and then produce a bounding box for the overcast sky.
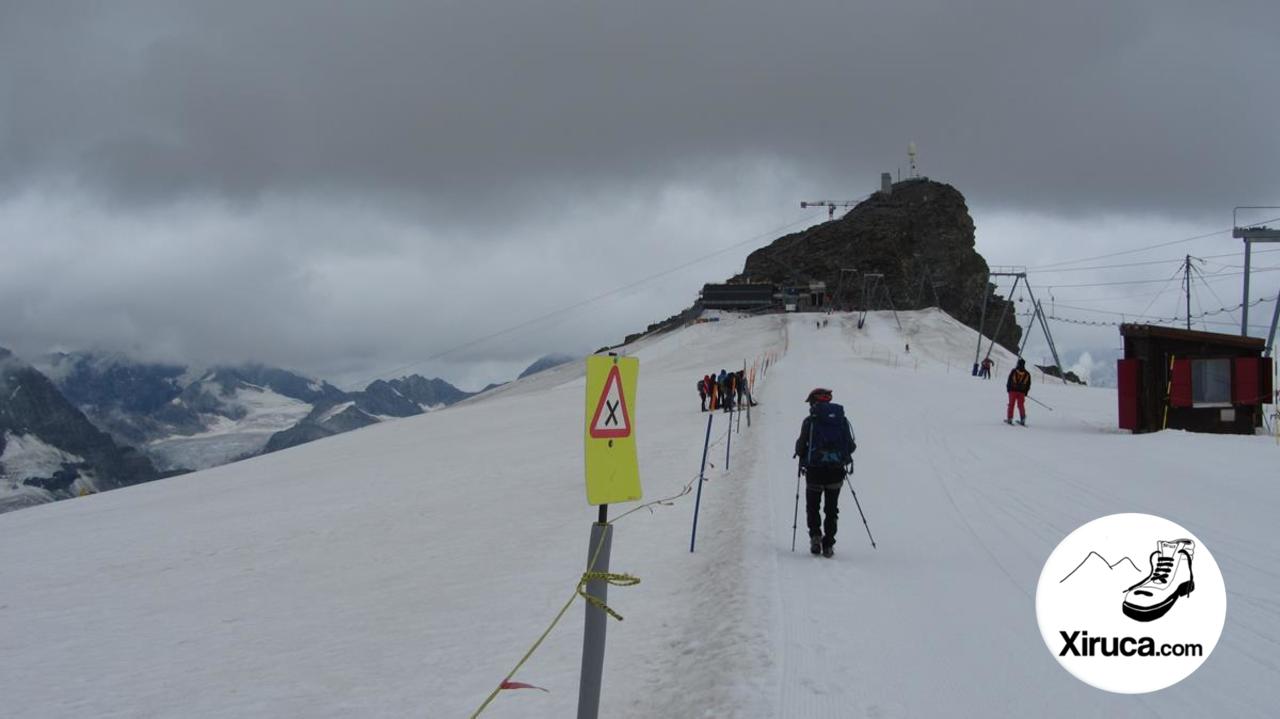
[2,1,1278,389]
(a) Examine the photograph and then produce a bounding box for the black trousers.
[805,482,841,546]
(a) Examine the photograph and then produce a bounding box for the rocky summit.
[733,178,1021,352]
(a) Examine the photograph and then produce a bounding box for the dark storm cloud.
[2,2,1278,387]
[3,1,1277,217]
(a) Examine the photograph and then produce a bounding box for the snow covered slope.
[1,310,1277,718]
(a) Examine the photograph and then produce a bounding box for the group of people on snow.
[696,369,756,412]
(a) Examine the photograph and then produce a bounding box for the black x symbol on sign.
[605,400,619,426]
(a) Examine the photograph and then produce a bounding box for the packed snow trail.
[747,312,1279,717]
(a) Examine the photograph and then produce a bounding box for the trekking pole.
[1026,395,1054,411]
[845,464,877,549]
[791,460,802,552]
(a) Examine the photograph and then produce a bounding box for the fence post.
[689,414,714,552]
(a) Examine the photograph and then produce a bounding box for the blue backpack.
[806,402,854,468]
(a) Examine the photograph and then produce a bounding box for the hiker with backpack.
[736,369,756,407]
[697,377,708,412]
[1005,358,1032,425]
[793,388,857,557]
[718,370,734,412]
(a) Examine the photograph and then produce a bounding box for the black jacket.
[1007,367,1032,393]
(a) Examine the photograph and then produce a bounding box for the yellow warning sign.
[584,355,642,506]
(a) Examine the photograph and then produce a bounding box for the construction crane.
[800,200,857,220]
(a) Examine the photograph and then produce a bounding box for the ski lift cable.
[1192,287,1208,332]
[1138,265,1187,319]
[1029,257,1187,274]
[1025,215,1280,271]
[1028,247,1280,275]
[1201,247,1280,270]
[348,209,824,386]
[1191,262,1241,327]
[1037,265,1280,289]
[1043,312,1275,330]
[1049,288,1193,303]
[1051,296,1273,321]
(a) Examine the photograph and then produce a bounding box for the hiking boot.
[1122,539,1195,622]
[1017,418,1026,426]
[810,537,822,555]
[822,545,834,558]
[1003,418,1013,425]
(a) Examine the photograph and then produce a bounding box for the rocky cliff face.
[0,348,159,513]
[733,178,1021,352]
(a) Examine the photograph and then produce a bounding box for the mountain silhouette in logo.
[1059,551,1143,584]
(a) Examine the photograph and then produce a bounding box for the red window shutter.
[1169,358,1192,408]
[1117,358,1141,430]
[1258,357,1274,404]
[1233,357,1260,404]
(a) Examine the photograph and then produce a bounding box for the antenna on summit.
[908,142,919,178]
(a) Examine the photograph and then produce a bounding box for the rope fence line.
[469,332,789,717]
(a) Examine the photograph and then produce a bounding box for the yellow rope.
[467,581,582,718]
[468,524,638,718]
[576,571,641,621]
[469,348,776,716]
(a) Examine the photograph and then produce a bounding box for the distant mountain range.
[0,349,575,514]
[518,353,575,379]
[1,348,160,513]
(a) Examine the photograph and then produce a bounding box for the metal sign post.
[579,355,642,719]
[577,506,611,719]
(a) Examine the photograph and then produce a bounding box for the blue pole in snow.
[725,407,733,472]
[689,414,714,553]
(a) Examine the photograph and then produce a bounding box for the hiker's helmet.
[805,387,833,404]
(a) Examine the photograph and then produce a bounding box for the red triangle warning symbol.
[589,365,631,439]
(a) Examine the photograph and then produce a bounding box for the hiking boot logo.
[1122,539,1195,623]
[1035,514,1227,694]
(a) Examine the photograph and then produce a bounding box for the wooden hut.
[1117,324,1273,434]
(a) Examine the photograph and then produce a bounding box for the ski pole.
[845,466,877,550]
[791,460,802,552]
[1026,395,1054,411]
